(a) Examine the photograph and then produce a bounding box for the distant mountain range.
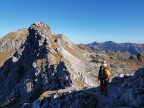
[84,41,144,55]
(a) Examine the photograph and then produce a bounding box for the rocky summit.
[0,21,144,108]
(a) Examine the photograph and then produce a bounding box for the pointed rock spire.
[33,21,50,29]
[28,21,51,34]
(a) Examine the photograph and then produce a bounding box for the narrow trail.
[86,82,129,108]
[94,85,118,108]
[59,83,121,108]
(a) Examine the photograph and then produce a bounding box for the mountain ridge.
[0,21,99,107]
[0,21,144,107]
[84,41,144,55]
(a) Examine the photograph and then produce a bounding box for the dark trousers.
[100,78,108,94]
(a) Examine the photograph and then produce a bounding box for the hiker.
[137,53,142,62]
[98,60,111,95]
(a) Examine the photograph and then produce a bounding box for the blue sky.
[0,0,144,44]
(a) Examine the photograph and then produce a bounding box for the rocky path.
[85,82,126,108]
[57,83,120,108]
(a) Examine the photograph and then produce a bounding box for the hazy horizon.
[0,0,144,44]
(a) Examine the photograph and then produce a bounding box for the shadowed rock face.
[31,90,98,108]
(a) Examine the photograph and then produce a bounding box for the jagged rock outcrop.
[28,89,98,108]
[0,21,73,107]
[113,68,144,107]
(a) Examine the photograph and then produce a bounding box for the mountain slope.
[0,21,99,107]
[0,21,144,107]
[0,29,28,66]
[85,41,144,55]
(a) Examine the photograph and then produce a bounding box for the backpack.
[99,65,111,77]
